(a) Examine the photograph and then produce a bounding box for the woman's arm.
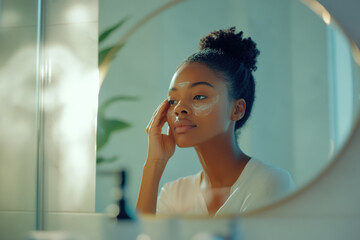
[136,99,175,214]
[136,159,166,214]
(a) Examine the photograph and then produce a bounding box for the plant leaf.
[99,17,128,44]
[104,118,131,132]
[96,155,118,164]
[99,96,138,114]
[99,44,125,66]
[96,95,138,150]
[99,47,115,66]
[97,118,131,150]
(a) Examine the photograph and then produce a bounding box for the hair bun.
[199,27,260,72]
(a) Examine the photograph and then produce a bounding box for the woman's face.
[167,62,234,148]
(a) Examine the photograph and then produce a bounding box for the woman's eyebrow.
[190,81,215,88]
[169,81,215,92]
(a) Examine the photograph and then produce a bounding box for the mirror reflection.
[96,0,360,218]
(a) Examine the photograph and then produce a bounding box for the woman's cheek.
[192,95,220,117]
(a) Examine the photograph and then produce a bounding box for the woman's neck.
[194,132,250,189]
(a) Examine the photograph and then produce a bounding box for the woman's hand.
[145,99,175,169]
[136,99,175,214]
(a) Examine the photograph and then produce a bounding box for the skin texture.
[137,62,250,215]
[192,95,220,117]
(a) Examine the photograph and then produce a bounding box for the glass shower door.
[0,0,44,238]
[1,0,101,238]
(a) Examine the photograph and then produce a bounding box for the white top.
[156,158,294,217]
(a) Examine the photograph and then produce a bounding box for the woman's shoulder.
[161,171,202,193]
[249,158,292,177]
[246,158,294,191]
[236,158,294,210]
[157,172,202,215]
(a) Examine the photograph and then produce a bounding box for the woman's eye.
[193,95,207,100]
[168,100,176,105]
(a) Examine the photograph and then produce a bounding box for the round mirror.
[96,0,360,217]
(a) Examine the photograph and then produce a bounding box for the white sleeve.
[156,182,178,216]
[246,167,294,210]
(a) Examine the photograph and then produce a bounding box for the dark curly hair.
[183,27,260,134]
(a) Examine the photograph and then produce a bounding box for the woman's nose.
[174,101,192,116]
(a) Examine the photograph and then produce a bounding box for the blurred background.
[0,0,359,239]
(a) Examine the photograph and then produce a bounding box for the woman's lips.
[174,120,196,134]
[175,125,196,134]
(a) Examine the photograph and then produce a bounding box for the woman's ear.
[231,99,246,121]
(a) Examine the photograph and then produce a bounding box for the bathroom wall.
[290,0,330,187]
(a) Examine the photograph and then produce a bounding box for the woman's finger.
[147,99,169,133]
[151,99,168,119]
[149,100,169,129]
[157,113,167,128]
[151,99,167,118]
[167,126,174,141]
[147,99,167,126]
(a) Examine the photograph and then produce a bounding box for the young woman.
[136,27,294,217]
